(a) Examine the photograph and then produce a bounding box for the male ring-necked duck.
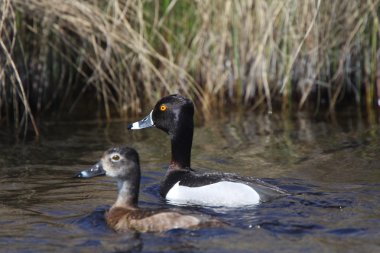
[77,146,223,233]
[127,94,287,207]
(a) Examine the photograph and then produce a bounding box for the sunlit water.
[1,112,380,252]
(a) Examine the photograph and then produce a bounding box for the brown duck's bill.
[74,162,105,178]
[127,110,154,130]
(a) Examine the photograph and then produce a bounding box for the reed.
[1,0,379,135]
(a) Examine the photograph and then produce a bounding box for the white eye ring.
[111,154,120,161]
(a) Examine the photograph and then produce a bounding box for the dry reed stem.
[0,0,39,136]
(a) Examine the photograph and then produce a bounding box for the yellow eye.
[160,104,167,111]
[112,155,120,161]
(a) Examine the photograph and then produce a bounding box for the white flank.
[166,181,260,207]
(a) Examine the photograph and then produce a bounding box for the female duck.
[78,146,222,233]
[127,94,287,207]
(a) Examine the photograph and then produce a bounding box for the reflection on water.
[0,112,380,252]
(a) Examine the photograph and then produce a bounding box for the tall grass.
[1,0,380,135]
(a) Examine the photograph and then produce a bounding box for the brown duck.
[78,146,223,233]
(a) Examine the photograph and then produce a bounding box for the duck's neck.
[170,122,193,170]
[113,179,139,209]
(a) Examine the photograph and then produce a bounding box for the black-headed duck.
[78,146,223,233]
[127,94,287,207]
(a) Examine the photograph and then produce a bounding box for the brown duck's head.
[75,146,140,180]
[100,146,140,180]
[100,146,141,207]
[75,146,141,208]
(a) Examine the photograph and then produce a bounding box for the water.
[1,112,380,252]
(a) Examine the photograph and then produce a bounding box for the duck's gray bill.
[74,162,105,178]
[128,110,154,130]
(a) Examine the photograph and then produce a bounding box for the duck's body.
[160,169,285,206]
[128,94,287,207]
[78,146,222,233]
[106,206,217,233]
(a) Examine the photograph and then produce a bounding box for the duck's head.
[75,146,140,180]
[76,146,141,207]
[128,94,194,136]
[101,146,140,179]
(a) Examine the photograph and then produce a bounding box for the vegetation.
[1,0,380,135]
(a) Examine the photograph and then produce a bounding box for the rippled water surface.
[1,112,380,252]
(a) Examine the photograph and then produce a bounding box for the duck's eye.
[111,155,120,161]
[160,104,167,111]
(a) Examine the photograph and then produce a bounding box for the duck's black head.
[128,94,194,169]
[151,94,194,136]
[128,94,194,135]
